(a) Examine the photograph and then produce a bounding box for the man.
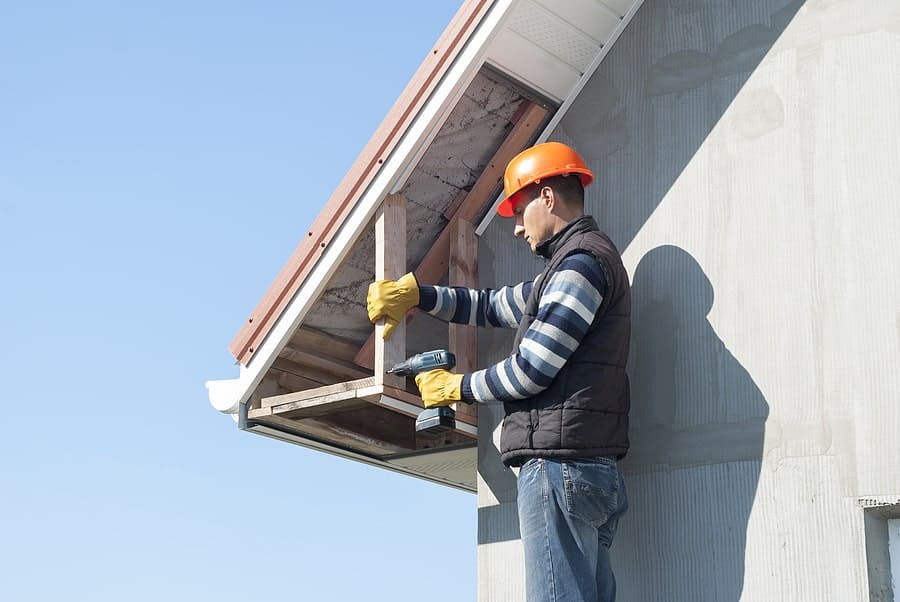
[367,141,631,601]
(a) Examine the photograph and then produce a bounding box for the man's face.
[512,187,554,253]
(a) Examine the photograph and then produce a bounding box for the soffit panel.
[484,0,641,102]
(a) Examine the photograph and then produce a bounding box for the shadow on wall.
[558,0,804,250]
[616,246,769,601]
[476,0,802,577]
[550,2,802,599]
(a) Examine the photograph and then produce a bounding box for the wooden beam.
[449,218,478,370]
[271,356,372,391]
[271,358,335,386]
[252,382,421,455]
[354,101,549,369]
[250,377,476,457]
[261,377,377,409]
[280,347,370,382]
[259,378,478,428]
[272,369,326,393]
[273,394,369,420]
[287,326,360,362]
[374,194,407,389]
[449,217,478,425]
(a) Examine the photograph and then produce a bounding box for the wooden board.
[449,217,478,424]
[374,194,407,389]
[287,326,360,362]
[250,378,476,459]
[261,377,377,409]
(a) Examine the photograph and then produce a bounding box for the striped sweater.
[417,252,607,402]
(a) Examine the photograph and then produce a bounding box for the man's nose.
[514,224,525,237]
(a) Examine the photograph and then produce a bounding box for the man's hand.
[366,272,420,340]
[414,369,463,408]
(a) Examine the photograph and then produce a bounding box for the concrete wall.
[477,1,900,600]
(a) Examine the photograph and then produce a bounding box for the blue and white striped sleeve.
[418,281,533,329]
[459,252,607,402]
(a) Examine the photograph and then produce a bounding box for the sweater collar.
[535,215,600,259]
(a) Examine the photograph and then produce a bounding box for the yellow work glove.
[367,272,420,340]
[414,369,464,408]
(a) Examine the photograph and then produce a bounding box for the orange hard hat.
[497,141,593,217]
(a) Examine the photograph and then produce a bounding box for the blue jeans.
[517,457,628,602]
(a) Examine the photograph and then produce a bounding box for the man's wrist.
[460,374,475,402]
[417,285,437,311]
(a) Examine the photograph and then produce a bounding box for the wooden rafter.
[287,326,360,362]
[374,194,407,389]
[449,217,478,424]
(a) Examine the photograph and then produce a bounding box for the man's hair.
[541,174,585,210]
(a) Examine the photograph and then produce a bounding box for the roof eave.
[207,0,515,416]
[228,0,498,368]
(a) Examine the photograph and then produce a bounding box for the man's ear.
[540,185,554,209]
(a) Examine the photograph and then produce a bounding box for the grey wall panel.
[559,0,899,599]
[478,0,900,599]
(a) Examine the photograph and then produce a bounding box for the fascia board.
[207,0,518,416]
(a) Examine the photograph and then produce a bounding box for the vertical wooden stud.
[449,218,478,423]
[375,194,407,389]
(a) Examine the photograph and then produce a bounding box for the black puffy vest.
[500,216,631,467]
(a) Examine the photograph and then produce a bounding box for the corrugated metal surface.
[615,462,763,600]
[477,0,900,599]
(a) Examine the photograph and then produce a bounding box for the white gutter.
[206,0,518,416]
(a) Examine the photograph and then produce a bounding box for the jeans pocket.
[562,460,620,528]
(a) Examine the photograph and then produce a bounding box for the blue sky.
[0,2,474,600]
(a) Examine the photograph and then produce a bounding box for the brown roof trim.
[230,0,495,366]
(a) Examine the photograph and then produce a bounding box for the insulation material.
[304,68,534,346]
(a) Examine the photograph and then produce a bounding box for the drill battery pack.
[414,406,456,437]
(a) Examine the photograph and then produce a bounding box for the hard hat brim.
[496,170,593,218]
[497,194,518,218]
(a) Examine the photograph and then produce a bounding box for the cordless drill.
[388,349,460,436]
